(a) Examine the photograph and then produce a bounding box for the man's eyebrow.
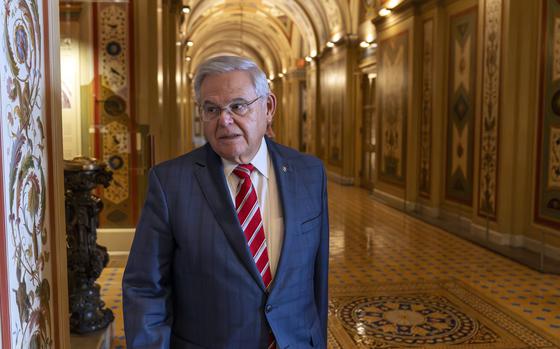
[203,97,249,105]
[202,100,219,106]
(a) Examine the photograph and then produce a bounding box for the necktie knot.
[233,164,255,180]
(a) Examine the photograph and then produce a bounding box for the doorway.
[360,72,376,190]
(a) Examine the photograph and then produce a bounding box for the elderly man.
[123,55,329,349]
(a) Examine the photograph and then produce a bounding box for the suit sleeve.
[122,169,174,348]
[314,165,329,343]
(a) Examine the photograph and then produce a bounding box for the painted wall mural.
[535,0,560,228]
[94,2,136,227]
[378,30,408,187]
[478,0,502,220]
[0,0,53,347]
[445,7,477,205]
[419,19,434,198]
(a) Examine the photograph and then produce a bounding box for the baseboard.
[377,199,560,271]
[521,235,560,261]
[373,188,406,209]
[412,201,440,218]
[326,170,354,185]
[470,223,511,245]
[97,228,135,253]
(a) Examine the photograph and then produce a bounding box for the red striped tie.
[233,164,275,348]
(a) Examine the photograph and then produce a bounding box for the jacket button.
[265,304,273,313]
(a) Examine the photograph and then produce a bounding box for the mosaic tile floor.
[99,181,560,348]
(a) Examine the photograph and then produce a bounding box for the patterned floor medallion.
[328,281,560,348]
[338,294,478,346]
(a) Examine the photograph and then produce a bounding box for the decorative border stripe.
[419,19,434,198]
[478,0,503,220]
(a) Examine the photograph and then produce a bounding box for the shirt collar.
[222,138,269,179]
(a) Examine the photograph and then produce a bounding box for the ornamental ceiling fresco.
[182,0,357,77]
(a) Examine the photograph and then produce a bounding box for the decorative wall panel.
[419,19,434,198]
[320,51,346,168]
[478,0,502,220]
[378,31,409,187]
[0,0,53,347]
[94,2,136,227]
[445,7,477,205]
[535,0,560,228]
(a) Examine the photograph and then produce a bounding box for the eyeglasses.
[198,96,263,121]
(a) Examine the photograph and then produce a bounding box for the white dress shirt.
[222,138,284,278]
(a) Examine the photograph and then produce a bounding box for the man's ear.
[266,93,277,123]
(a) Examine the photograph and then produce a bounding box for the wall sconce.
[185,56,192,62]
[186,40,194,47]
[326,41,335,48]
[181,5,191,14]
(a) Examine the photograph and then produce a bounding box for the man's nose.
[217,108,234,125]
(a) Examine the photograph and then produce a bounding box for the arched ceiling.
[181,0,352,77]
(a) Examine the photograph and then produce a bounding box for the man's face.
[200,70,276,164]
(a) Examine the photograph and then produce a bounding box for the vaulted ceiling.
[179,0,359,78]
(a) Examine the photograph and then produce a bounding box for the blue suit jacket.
[123,138,329,349]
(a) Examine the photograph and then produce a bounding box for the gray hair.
[194,55,270,102]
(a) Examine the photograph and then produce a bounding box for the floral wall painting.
[1,0,54,347]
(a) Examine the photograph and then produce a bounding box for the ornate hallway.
[99,181,560,348]
[2,1,560,347]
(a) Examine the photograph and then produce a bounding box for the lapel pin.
[282,165,288,173]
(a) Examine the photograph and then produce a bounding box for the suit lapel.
[193,144,266,290]
[266,139,297,295]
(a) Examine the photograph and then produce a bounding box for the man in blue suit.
[123,55,329,348]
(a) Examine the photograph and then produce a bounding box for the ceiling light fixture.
[326,41,335,48]
[379,8,391,16]
[386,0,400,9]
[359,41,370,48]
[186,40,194,47]
[185,56,192,62]
[305,56,312,62]
[181,5,191,14]
[331,33,342,43]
